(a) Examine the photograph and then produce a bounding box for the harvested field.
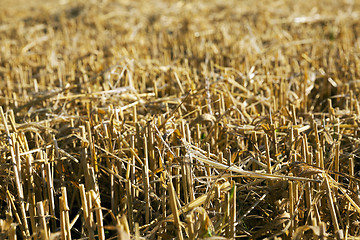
[1,0,360,239]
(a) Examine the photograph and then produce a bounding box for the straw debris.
[1,0,360,239]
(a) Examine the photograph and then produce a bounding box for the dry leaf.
[289,162,324,177]
[191,113,216,127]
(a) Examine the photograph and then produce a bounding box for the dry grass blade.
[168,180,184,240]
[324,176,343,239]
